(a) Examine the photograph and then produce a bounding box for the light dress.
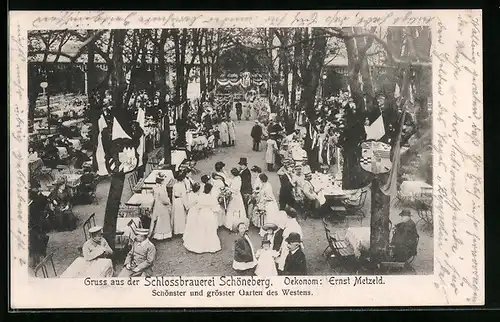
[255,248,279,276]
[276,218,304,271]
[149,182,173,240]
[218,122,229,145]
[172,181,188,235]
[228,120,236,143]
[255,182,281,235]
[211,174,227,227]
[224,176,247,231]
[185,192,222,253]
[182,192,202,252]
[265,139,278,164]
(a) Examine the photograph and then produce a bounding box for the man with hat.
[82,226,113,262]
[119,228,157,277]
[238,157,252,215]
[250,120,263,151]
[390,209,419,262]
[283,232,307,275]
[301,167,321,218]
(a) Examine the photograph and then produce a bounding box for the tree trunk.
[103,29,127,249]
[280,30,290,106]
[354,27,376,113]
[302,28,327,123]
[369,174,391,264]
[180,29,188,103]
[291,29,302,112]
[157,30,171,164]
[86,31,99,172]
[172,29,182,106]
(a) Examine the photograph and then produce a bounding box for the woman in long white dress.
[227,118,236,146]
[211,161,228,227]
[218,120,229,146]
[224,168,247,231]
[183,183,203,252]
[276,208,303,273]
[172,173,188,236]
[254,174,281,236]
[186,183,222,253]
[265,135,278,171]
[149,175,173,240]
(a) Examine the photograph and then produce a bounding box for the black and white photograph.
[26,25,435,279]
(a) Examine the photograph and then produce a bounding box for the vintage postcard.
[9,10,484,308]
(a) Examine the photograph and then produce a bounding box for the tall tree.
[102,29,127,249]
[301,28,328,123]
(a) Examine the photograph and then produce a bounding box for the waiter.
[119,228,157,277]
[82,226,113,262]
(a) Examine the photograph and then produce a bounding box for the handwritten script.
[30,10,434,29]
[10,21,28,269]
[433,13,483,304]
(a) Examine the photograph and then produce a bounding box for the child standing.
[255,239,279,276]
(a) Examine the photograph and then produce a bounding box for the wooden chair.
[343,189,368,225]
[118,206,140,218]
[321,217,334,257]
[326,229,358,274]
[82,213,96,241]
[132,178,145,193]
[34,252,57,278]
[128,172,138,192]
[417,208,433,228]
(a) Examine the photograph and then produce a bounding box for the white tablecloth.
[60,258,113,278]
[345,227,370,259]
[400,181,433,197]
[144,169,175,185]
[310,173,344,196]
[125,193,155,209]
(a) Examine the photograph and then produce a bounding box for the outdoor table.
[59,258,113,278]
[62,118,84,128]
[399,180,432,198]
[144,169,175,185]
[125,193,155,209]
[344,227,370,259]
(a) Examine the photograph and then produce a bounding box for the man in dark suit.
[238,157,253,216]
[283,232,307,275]
[251,121,263,151]
[391,209,419,262]
[235,102,243,121]
[277,160,295,210]
[233,222,256,275]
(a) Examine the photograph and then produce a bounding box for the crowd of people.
[29,84,422,276]
[96,155,308,277]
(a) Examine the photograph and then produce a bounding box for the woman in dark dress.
[47,179,78,231]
